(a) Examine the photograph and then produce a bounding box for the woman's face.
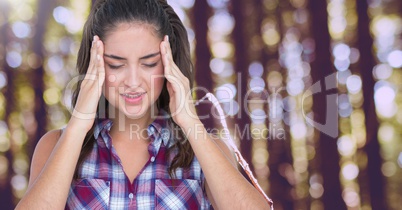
[102,23,165,119]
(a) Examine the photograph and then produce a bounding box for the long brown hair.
[72,0,195,178]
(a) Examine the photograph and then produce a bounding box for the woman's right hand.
[69,35,105,132]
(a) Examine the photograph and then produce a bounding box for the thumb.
[166,82,173,95]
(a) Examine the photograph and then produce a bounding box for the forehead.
[103,22,162,56]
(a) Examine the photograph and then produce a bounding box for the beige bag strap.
[196,93,274,210]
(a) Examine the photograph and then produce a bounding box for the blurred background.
[0,0,401,209]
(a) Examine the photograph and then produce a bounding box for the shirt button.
[150,156,155,162]
[129,193,134,199]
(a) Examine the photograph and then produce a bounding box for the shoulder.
[28,129,63,187]
[34,129,62,155]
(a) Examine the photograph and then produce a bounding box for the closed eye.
[107,64,124,69]
[143,63,158,68]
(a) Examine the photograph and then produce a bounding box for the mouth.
[121,92,146,98]
[120,92,146,104]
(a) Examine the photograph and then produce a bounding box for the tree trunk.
[231,0,254,172]
[0,2,16,208]
[30,0,55,158]
[191,0,214,131]
[308,0,347,209]
[356,0,387,209]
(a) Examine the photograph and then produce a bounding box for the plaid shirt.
[66,110,213,209]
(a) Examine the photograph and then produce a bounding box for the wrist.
[177,118,202,131]
[61,124,88,144]
[67,117,94,134]
[178,119,208,142]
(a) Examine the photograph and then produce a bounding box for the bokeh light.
[342,162,359,180]
[346,75,362,94]
[6,51,23,68]
[387,50,402,68]
[12,22,31,38]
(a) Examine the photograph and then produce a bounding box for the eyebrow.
[103,52,160,61]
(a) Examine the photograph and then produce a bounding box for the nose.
[124,67,142,87]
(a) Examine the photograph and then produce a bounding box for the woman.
[17,0,270,209]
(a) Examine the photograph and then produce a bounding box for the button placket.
[128,192,134,206]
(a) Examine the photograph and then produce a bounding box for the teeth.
[123,93,143,98]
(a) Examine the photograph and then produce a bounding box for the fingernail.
[167,35,169,42]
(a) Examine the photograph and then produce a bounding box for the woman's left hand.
[160,35,198,126]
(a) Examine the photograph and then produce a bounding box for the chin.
[122,106,149,119]
[107,94,157,120]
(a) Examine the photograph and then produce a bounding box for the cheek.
[103,72,118,96]
[151,73,165,90]
[150,67,165,90]
[105,74,118,86]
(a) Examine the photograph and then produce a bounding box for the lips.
[120,92,146,104]
[121,92,146,98]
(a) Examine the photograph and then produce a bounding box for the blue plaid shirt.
[66,110,213,209]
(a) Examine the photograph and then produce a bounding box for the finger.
[164,38,189,87]
[166,81,178,108]
[161,36,188,96]
[87,35,99,76]
[163,36,183,79]
[161,35,174,77]
[161,36,179,77]
[93,39,105,97]
[166,81,173,96]
[164,74,181,93]
[89,36,99,69]
[96,39,105,77]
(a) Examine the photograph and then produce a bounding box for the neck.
[109,105,159,141]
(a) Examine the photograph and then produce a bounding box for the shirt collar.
[94,109,171,148]
[146,109,172,147]
[94,118,112,140]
